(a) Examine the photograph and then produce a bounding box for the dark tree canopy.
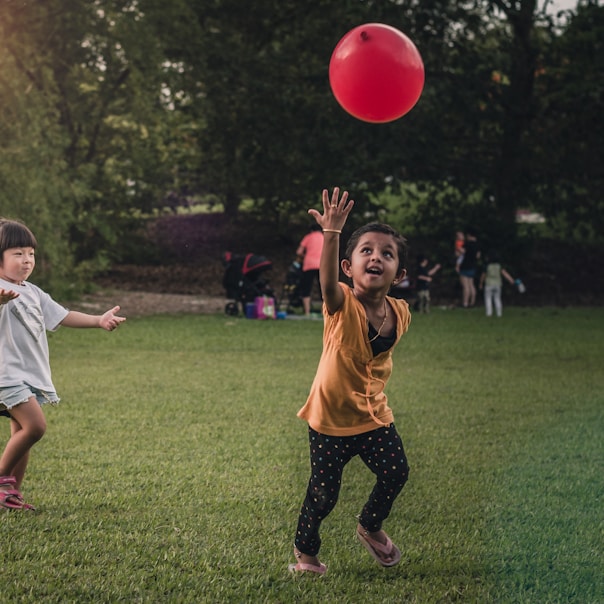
[0,0,601,290]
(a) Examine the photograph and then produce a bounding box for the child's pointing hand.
[99,306,126,331]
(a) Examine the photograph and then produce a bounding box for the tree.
[2,0,599,290]
[0,0,173,290]
[145,0,371,219]
[144,0,502,223]
[483,0,543,227]
[530,1,604,243]
[0,1,76,292]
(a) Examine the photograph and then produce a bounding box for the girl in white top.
[0,218,125,510]
[479,251,516,317]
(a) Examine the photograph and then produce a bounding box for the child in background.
[290,188,412,575]
[415,255,441,314]
[0,218,125,510]
[479,251,516,317]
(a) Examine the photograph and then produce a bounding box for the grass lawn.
[2,307,602,603]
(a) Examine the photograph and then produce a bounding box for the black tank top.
[368,324,396,356]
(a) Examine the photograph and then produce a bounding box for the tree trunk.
[493,0,538,227]
[223,190,241,218]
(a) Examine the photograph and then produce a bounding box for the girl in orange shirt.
[290,188,412,575]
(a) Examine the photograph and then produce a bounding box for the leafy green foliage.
[0,18,75,294]
[1,0,602,292]
[0,0,173,291]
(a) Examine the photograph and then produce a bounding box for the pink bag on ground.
[255,296,276,319]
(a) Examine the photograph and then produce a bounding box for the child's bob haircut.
[0,219,38,257]
[344,222,408,274]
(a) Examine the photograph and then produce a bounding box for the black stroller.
[279,258,303,313]
[222,252,274,316]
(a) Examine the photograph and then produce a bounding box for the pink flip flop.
[288,561,327,576]
[356,525,401,567]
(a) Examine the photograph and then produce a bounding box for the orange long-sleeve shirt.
[297,284,411,436]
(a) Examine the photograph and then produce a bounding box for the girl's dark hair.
[345,222,408,272]
[485,250,500,263]
[0,219,37,255]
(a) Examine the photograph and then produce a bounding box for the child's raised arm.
[307,188,354,314]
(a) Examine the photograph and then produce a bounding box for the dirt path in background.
[69,289,227,318]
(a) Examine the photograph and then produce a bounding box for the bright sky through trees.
[548,0,578,11]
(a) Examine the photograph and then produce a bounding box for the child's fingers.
[322,188,334,211]
[330,188,342,208]
[314,187,355,223]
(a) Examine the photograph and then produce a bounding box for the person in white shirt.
[0,218,125,510]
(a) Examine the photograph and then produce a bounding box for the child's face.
[342,232,405,292]
[0,247,36,284]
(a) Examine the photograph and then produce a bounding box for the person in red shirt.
[296,224,324,316]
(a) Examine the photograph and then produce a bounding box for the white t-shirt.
[0,278,69,391]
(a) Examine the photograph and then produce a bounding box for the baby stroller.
[278,258,303,313]
[222,251,274,316]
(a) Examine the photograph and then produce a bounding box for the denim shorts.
[0,384,59,418]
[459,269,476,278]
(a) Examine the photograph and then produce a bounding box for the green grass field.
[2,307,602,603]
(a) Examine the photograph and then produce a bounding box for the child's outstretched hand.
[308,187,354,232]
[0,288,19,305]
[99,306,126,331]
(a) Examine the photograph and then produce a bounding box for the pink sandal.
[0,476,23,510]
[288,548,327,576]
[356,524,401,567]
[0,476,35,511]
[288,561,327,576]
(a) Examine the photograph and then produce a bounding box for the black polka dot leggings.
[294,424,409,557]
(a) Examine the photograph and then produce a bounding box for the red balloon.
[329,23,425,123]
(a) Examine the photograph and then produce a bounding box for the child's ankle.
[358,523,387,545]
[294,548,320,567]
